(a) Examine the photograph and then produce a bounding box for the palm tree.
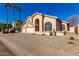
[9,3,17,32]
[15,20,23,32]
[17,6,22,21]
[15,6,23,32]
[4,3,9,32]
[10,3,16,26]
[16,20,23,27]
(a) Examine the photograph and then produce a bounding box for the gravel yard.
[0,33,79,56]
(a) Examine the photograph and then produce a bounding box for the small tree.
[16,20,23,27]
[15,26,21,31]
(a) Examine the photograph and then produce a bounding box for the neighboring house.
[21,13,70,36]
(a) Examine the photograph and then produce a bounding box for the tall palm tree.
[10,3,16,28]
[16,6,22,28]
[17,6,22,21]
[4,3,9,32]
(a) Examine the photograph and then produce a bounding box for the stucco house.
[21,13,70,36]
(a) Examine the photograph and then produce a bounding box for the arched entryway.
[35,19,39,31]
[45,22,52,31]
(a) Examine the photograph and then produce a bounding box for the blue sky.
[0,3,79,24]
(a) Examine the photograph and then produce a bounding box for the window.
[45,22,52,31]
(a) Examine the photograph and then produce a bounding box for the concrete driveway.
[0,33,79,56]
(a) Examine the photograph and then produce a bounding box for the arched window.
[45,22,52,31]
[62,24,65,31]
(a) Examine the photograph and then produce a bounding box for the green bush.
[15,26,21,31]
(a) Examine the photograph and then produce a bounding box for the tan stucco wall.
[62,22,68,31]
[69,27,75,32]
[26,28,35,33]
[32,14,43,32]
[75,25,79,34]
[44,16,56,31]
[56,32,64,36]
[21,24,27,33]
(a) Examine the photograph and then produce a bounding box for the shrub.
[15,26,21,31]
[69,36,75,40]
[68,41,74,44]
[50,31,53,36]
[32,33,36,35]
[42,34,45,35]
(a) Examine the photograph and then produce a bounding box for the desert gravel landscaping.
[0,33,79,56]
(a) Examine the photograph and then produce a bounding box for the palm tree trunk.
[12,8,14,22]
[2,22,3,32]
[19,11,21,21]
[5,6,8,31]
[12,7,15,28]
[11,3,16,29]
